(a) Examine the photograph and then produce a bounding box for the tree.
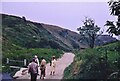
[105,0,120,36]
[77,17,102,48]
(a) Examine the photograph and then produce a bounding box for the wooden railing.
[6,58,27,67]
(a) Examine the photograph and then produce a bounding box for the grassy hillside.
[2,14,72,53]
[2,48,63,66]
[2,14,65,76]
[2,14,117,53]
[64,41,120,79]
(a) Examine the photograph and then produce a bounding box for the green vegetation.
[2,48,63,76]
[2,13,89,53]
[3,48,63,66]
[64,41,120,79]
[1,13,118,78]
[2,14,65,76]
[105,0,120,36]
[2,14,71,53]
[77,17,102,48]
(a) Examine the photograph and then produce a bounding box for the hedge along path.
[14,52,75,80]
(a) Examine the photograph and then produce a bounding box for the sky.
[1,0,110,2]
[1,1,118,37]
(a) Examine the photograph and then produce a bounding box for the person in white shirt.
[34,55,40,66]
[50,56,56,75]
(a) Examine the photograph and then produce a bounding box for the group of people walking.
[28,55,56,81]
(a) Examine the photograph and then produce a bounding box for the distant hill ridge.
[2,14,84,52]
[2,14,117,53]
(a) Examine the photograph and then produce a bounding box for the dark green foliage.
[77,17,101,48]
[105,0,120,36]
[64,41,120,79]
[2,48,63,66]
[108,0,120,16]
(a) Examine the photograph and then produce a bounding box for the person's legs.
[31,73,37,81]
[50,66,53,75]
[40,70,43,79]
[44,70,46,77]
[34,73,37,81]
[53,71,55,75]
[50,71,52,75]
[43,69,46,79]
[53,66,55,75]
[30,73,34,81]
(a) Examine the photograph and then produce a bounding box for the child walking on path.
[50,56,56,75]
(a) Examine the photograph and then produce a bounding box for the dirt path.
[14,53,75,80]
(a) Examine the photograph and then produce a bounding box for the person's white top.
[51,59,56,67]
[35,58,40,66]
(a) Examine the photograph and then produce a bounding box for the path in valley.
[14,53,75,80]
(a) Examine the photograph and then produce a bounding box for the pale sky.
[1,0,110,2]
[1,1,118,38]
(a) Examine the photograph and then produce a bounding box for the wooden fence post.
[7,58,9,64]
[24,59,26,66]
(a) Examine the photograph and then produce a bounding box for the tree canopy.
[77,17,101,48]
[105,0,120,36]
